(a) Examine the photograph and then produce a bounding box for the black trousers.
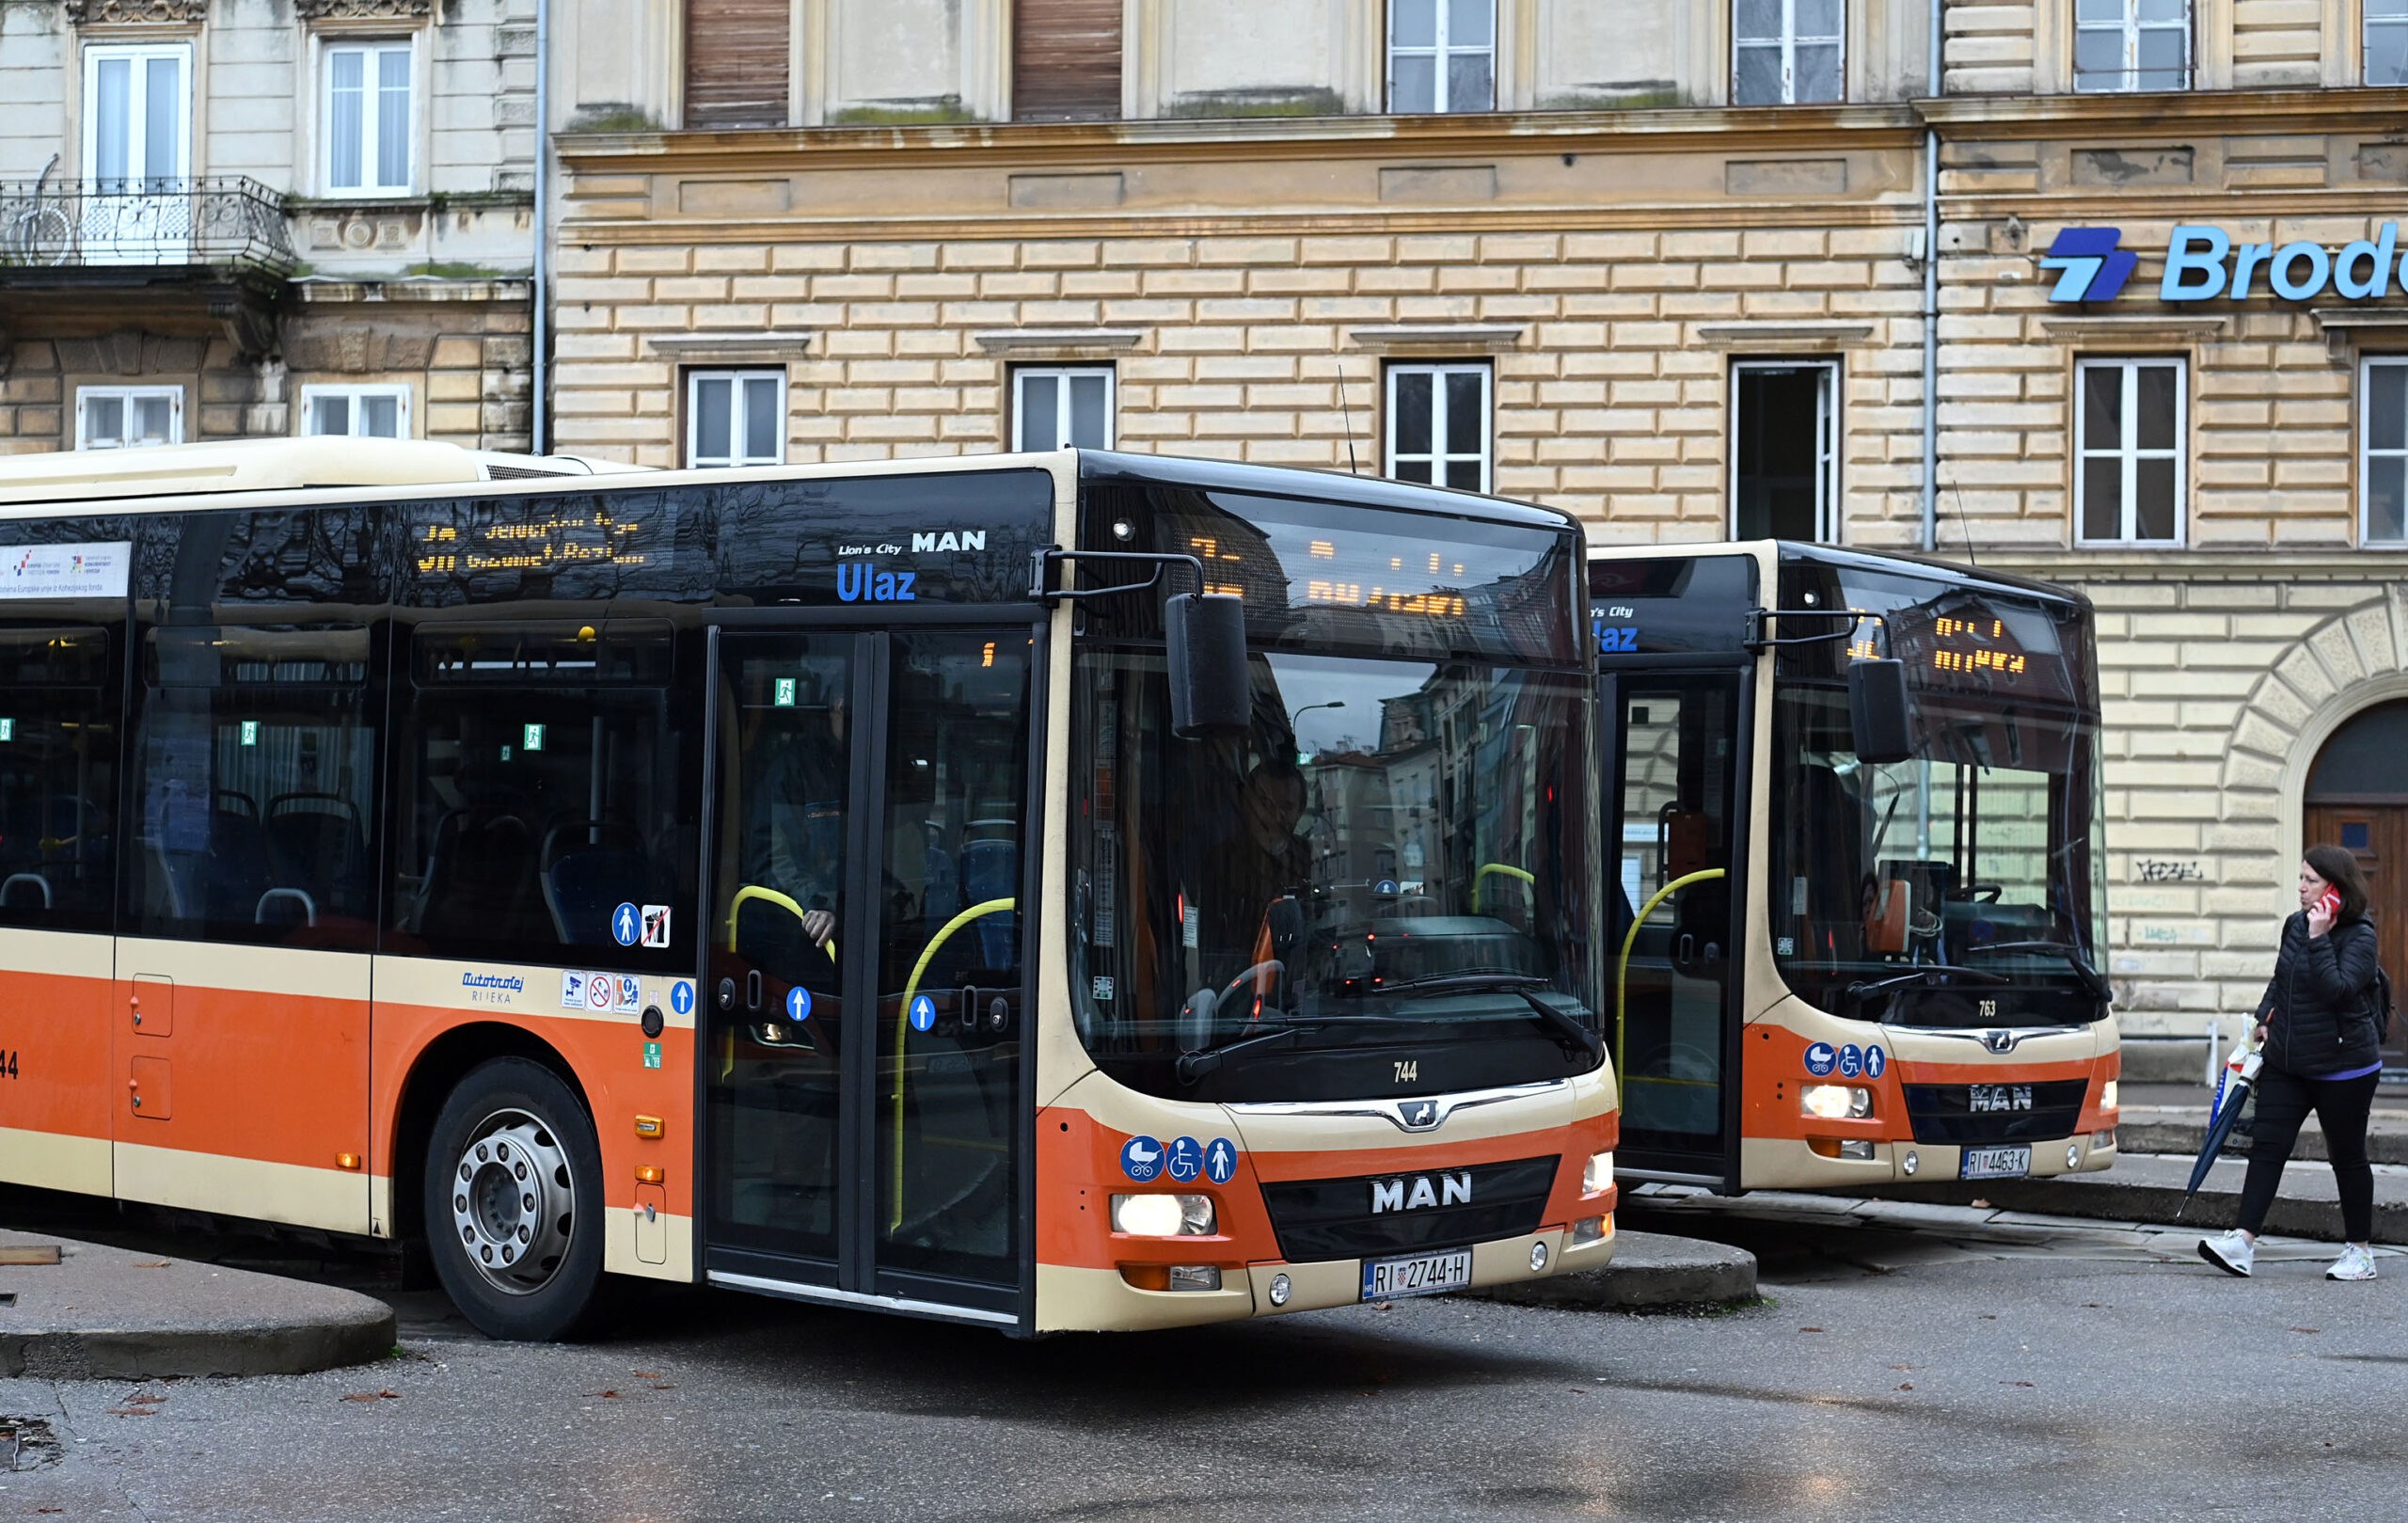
[2234,1065,2381,1243]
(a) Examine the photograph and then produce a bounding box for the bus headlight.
[1802,1084,1872,1119]
[1111,1194,1215,1236]
[2099,1079,2119,1111]
[1581,1150,1615,1195]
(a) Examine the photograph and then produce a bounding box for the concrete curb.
[0,1229,396,1380]
[1453,1230,1758,1310]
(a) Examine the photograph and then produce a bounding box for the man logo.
[2038,228,2139,303]
[1370,1171,1471,1214]
[1401,1100,1438,1130]
[1980,1029,2021,1055]
[911,530,987,553]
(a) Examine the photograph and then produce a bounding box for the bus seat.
[267,793,368,917]
[540,820,662,946]
[199,808,277,924]
[0,871,53,910]
[959,836,1019,969]
[418,808,539,944]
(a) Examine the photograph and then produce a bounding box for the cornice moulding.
[2036,313,2231,340]
[1346,323,1525,351]
[644,330,816,359]
[1691,320,1877,349]
[63,0,209,24]
[2310,307,2408,359]
[971,327,1143,353]
[293,0,432,20]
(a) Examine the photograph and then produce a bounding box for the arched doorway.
[2305,700,2408,1075]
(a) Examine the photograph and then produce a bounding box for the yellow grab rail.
[1472,863,1535,913]
[889,896,1017,1230]
[1613,868,1727,1093]
[727,883,835,965]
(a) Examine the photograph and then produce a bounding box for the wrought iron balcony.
[0,175,296,278]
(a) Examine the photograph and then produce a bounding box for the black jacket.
[2254,912,2384,1077]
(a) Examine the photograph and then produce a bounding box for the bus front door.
[1606,669,1749,1190]
[703,627,1035,1327]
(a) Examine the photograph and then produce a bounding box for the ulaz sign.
[2041,224,2405,304]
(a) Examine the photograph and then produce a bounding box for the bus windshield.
[1069,487,1598,1102]
[1769,558,2109,1027]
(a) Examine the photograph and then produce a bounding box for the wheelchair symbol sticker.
[1203,1137,1238,1184]
[611,903,641,946]
[1837,1044,1864,1079]
[787,986,811,1022]
[1165,1136,1203,1182]
[669,980,695,1018]
[909,994,936,1032]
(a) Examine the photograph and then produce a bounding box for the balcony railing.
[0,176,295,276]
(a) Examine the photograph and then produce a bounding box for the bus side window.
[0,625,120,931]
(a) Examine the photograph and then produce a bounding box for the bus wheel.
[423,1058,606,1341]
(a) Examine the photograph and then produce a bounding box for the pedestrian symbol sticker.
[1837,1043,1864,1079]
[641,905,671,948]
[642,1040,662,1071]
[909,994,936,1032]
[1203,1137,1238,1184]
[612,903,641,947]
[1804,1041,1837,1077]
[587,973,615,1012]
[1864,1044,1888,1079]
[561,971,587,1008]
[1120,1135,1164,1182]
[787,985,812,1022]
[616,976,642,1014]
[670,980,695,1018]
[1165,1136,1203,1182]
[1375,879,1399,896]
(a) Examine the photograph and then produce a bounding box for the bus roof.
[0,437,649,508]
[1589,537,2088,610]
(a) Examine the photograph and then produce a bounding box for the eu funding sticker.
[1,542,132,601]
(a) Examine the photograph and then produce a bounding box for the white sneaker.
[2200,1230,2255,1277]
[2328,1245,2378,1282]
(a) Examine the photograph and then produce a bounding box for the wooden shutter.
[686,0,790,129]
[1013,0,1122,122]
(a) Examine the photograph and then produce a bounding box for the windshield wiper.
[1173,1015,1415,1082]
[1369,974,1604,1064]
[1964,941,2113,1001]
[1844,964,2013,1002]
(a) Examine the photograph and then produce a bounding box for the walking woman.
[2200,845,2385,1281]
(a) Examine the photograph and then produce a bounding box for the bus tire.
[422,1057,608,1341]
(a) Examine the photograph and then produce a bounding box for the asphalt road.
[2,1203,2402,1522]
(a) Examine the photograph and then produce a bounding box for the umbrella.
[2180,1038,2262,1213]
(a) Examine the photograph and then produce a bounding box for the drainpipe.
[531,0,550,454]
[1919,0,1942,553]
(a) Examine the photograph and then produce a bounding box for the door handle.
[745,969,762,1012]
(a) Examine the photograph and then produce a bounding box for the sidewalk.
[0,1228,396,1379]
[2116,1081,2408,1166]
[1456,1229,1758,1309]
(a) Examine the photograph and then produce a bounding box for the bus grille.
[1258,1155,1560,1263]
[1901,1080,2090,1144]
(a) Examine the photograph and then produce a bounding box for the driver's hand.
[802,910,836,946]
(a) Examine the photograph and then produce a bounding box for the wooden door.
[2306,804,2408,1071]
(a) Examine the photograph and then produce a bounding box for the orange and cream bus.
[0,441,1615,1338]
[1595,544,2121,1195]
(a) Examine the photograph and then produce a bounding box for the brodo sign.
[2041,223,2406,304]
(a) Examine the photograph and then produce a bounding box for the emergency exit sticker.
[642,1040,662,1070]
[774,677,797,706]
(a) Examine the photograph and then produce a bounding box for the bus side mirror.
[1165,592,1250,739]
[1848,658,1914,765]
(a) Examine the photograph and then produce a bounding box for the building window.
[1733,0,1844,106]
[2370,1,2408,85]
[303,385,409,439]
[2074,0,2191,92]
[2075,358,2184,545]
[1012,367,1114,451]
[324,41,413,195]
[2362,358,2408,544]
[686,370,785,468]
[1386,362,1490,492]
[82,43,190,190]
[1388,0,1496,114]
[76,386,182,449]
[1731,359,1839,541]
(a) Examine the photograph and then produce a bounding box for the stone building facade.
[538,1,2408,1076]
[0,0,537,454]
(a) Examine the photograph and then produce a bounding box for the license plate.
[1360,1247,1475,1301]
[1960,1145,2031,1180]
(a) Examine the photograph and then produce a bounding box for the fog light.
[1268,1273,1292,1307]
[2067,1144,2082,1169]
[1902,1150,1920,1176]
[1802,1084,1872,1120]
[1581,1150,1615,1195]
[1529,1242,1549,1272]
[1570,1214,1610,1246]
[2093,1128,2115,1149]
[2099,1079,2119,1112]
[1110,1193,1215,1236]
[1808,1137,1876,1161]
[1166,1264,1222,1292]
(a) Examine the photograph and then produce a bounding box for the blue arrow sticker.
[909,993,936,1032]
[1120,1135,1164,1182]
[611,902,641,946]
[1837,1043,1864,1079]
[1164,1135,1203,1182]
[670,980,695,1018]
[1864,1044,1888,1079]
[786,985,812,1022]
[1804,1041,1837,1077]
[1203,1137,1238,1184]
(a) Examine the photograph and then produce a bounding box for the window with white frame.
[2073,0,2191,92]
[686,370,785,468]
[1731,359,1839,541]
[2075,358,2184,544]
[2362,357,2408,544]
[1013,367,1114,451]
[1386,362,1490,492]
[2370,1,2408,86]
[82,43,190,190]
[1733,0,1844,106]
[76,386,182,449]
[1388,0,1496,114]
[323,40,414,195]
[303,384,410,439]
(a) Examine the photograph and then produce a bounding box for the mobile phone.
[2320,885,2342,919]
